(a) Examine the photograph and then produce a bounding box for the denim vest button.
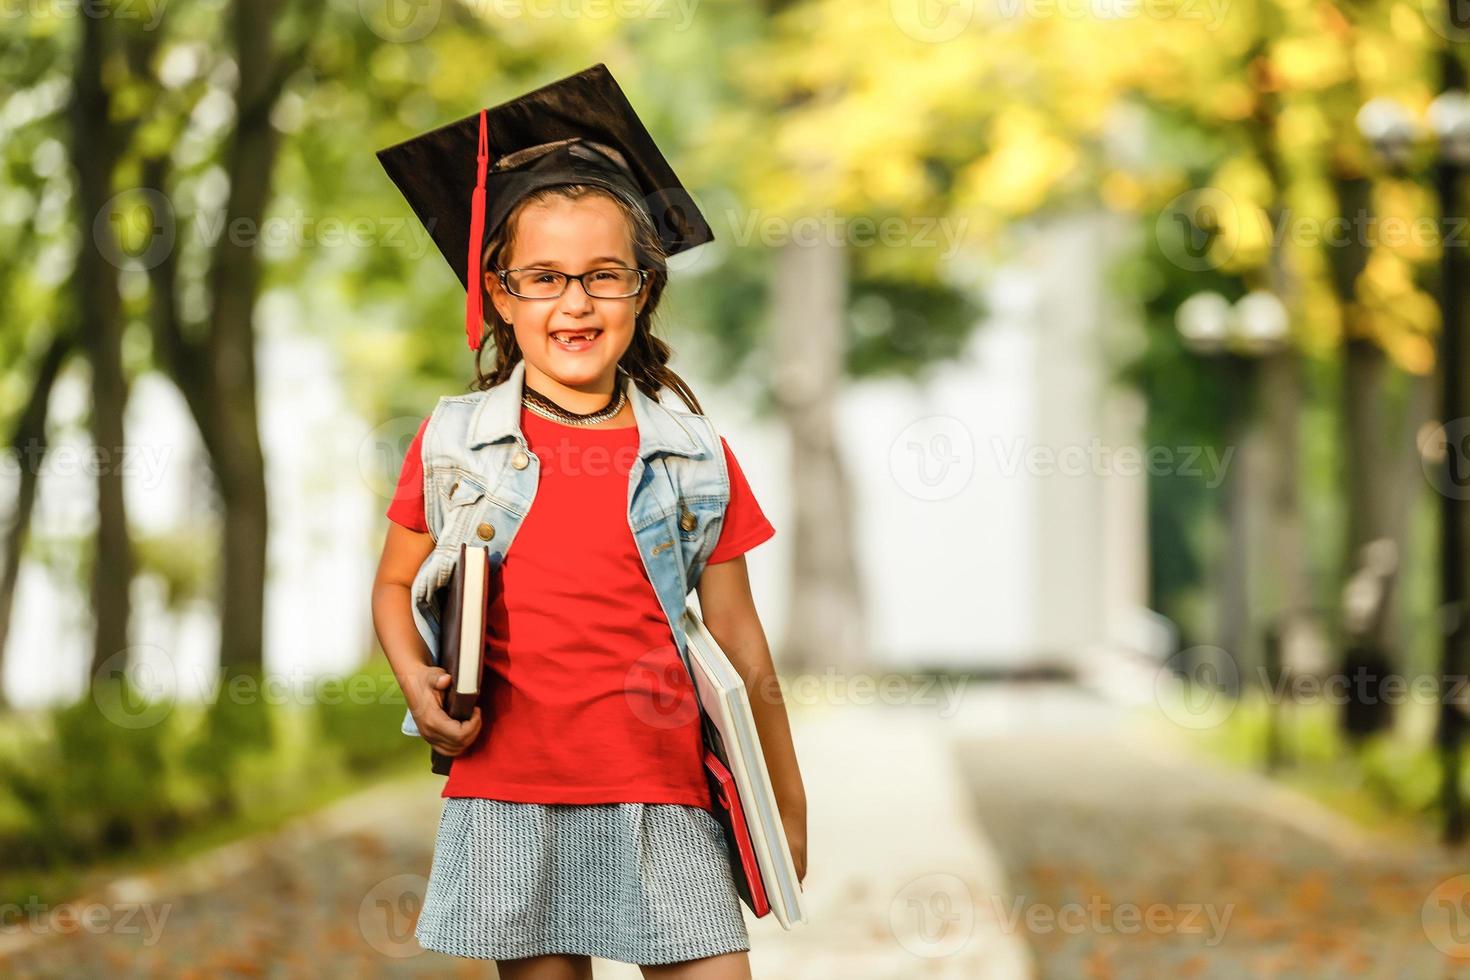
[511,450,529,469]
[679,509,697,531]
[477,522,495,540]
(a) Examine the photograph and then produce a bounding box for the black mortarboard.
[375,63,714,350]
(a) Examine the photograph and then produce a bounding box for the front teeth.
[552,330,600,344]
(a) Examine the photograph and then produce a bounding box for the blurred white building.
[703,209,1162,682]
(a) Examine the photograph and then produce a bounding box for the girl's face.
[487,193,647,393]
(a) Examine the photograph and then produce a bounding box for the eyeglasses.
[496,266,648,300]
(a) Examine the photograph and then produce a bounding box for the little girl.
[370,66,807,979]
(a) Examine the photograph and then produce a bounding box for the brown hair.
[468,183,703,415]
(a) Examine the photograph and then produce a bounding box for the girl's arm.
[696,556,807,882]
[371,523,483,757]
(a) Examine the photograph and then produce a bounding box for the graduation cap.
[376,63,715,351]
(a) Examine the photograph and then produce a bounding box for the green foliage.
[181,672,276,818]
[1179,689,1463,838]
[1110,232,1243,628]
[670,239,770,401]
[312,656,418,777]
[0,680,194,868]
[0,656,422,908]
[133,528,217,608]
[846,272,983,380]
[1358,734,1443,816]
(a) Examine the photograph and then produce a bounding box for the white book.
[680,607,808,930]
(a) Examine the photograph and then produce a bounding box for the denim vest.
[400,358,730,737]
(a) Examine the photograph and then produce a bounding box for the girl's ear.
[486,270,511,323]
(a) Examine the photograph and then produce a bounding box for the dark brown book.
[429,543,493,775]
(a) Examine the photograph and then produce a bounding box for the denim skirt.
[414,798,751,965]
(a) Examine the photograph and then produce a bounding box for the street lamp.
[1233,291,1291,355]
[1357,87,1470,843]
[1175,290,1231,353]
[1175,289,1289,357]
[1355,98,1422,171]
[1174,290,1290,701]
[1428,91,1470,165]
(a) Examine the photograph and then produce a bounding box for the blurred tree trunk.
[145,0,313,717]
[1433,40,1470,843]
[70,13,135,690]
[1383,372,1435,652]
[0,332,75,709]
[770,237,867,673]
[1341,335,1393,613]
[208,0,277,688]
[1257,349,1307,635]
[1328,173,1403,741]
[1219,363,1254,687]
[1239,58,1312,690]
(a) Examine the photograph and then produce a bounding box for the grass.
[0,743,422,915]
[1146,684,1469,848]
[0,656,426,912]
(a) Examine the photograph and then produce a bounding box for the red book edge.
[703,747,771,918]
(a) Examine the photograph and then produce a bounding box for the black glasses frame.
[496,266,648,300]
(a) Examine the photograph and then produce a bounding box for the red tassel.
[465,109,490,351]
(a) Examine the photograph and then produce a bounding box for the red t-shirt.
[385,406,775,808]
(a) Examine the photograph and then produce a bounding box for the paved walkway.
[950,683,1470,979]
[735,700,1034,980]
[9,681,1468,978]
[1,773,456,977]
[0,699,1033,978]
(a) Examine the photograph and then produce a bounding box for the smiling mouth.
[550,329,602,348]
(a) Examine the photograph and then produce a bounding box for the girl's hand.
[782,809,807,884]
[407,665,483,757]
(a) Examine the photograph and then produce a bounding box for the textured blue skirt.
[414,798,751,965]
